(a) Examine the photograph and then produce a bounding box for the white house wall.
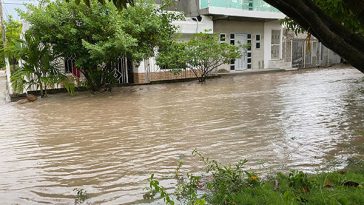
[172,16,214,34]
[214,20,265,70]
[263,20,283,69]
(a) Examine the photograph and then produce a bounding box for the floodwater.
[0,67,363,204]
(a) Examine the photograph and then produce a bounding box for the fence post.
[303,40,306,68]
[290,40,293,66]
[327,47,330,66]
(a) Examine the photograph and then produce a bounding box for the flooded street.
[0,67,363,204]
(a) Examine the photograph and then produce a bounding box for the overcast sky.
[3,0,38,20]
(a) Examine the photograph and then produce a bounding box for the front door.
[235,34,248,70]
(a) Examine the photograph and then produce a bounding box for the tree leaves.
[71,0,134,9]
[21,0,178,90]
[156,33,241,82]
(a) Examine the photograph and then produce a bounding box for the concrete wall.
[172,16,213,34]
[157,0,200,17]
[214,19,265,70]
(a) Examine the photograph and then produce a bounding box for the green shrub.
[145,151,364,205]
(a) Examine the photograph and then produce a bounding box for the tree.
[71,0,134,8]
[157,33,241,83]
[11,32,75,97]
[263,0,364,73]
[20,0,178,91]
[0,16,22,70]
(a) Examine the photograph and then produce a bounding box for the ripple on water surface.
[0,67,363,204]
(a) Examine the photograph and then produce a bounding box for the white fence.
[283,38,341,69]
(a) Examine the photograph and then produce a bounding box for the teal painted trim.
[199,0,280,13]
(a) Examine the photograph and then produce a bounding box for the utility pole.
[0,0,4,45]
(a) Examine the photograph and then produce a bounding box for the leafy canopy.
[11,33,75,96]
[20,0,179,90]
[0,16,22,69]
[282,0,363,35]
[157,33,241,82]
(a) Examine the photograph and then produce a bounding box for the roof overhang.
[199,7,286,20]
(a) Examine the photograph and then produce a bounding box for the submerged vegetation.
[144,150,364,205]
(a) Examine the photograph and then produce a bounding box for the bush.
[145,151,364,205]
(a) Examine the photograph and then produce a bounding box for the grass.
[216,165,364,205]
[145,152,364,205]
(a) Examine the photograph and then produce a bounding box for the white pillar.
[5,57,13,95]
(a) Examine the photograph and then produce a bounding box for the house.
[132,0,289,84]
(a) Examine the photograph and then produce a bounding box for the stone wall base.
[133,70,197,84]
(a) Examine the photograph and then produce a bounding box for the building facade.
[133,0,289,84]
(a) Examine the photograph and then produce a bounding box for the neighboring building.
[133,0,289,84]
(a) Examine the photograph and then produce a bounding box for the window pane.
[271,30,280,44]
[220,34,226,42]
[271,45,280,59]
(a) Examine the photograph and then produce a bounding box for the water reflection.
[0,67,363,204]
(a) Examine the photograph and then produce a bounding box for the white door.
[235,34,248,70]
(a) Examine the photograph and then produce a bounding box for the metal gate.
[292,39,304,68]
[111,56,129,84]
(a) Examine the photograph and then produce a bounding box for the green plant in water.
[146,150,364,205]
[74,188,87,205]
[143,174,175,205]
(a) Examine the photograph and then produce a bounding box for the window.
[230,33,235,45]
[248,0,253,10]
[247,33,252,69]
[271,30,281,59]
[230,59,235,70]
[64,55,76,73]
[220,33,226,42]
[256,34,261,49]
[230,34,236,70]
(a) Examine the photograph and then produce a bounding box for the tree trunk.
[39,81,44,97]
[264,0,364,73]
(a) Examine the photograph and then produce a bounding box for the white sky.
[3,0,38,20]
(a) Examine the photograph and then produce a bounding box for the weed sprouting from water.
[74,188,87,205]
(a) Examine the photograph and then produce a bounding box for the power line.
[3,3,26,5]
[10,0,37,1]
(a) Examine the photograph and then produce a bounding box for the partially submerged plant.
[74,188,87,205]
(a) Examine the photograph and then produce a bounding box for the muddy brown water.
[0,67,363,204]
